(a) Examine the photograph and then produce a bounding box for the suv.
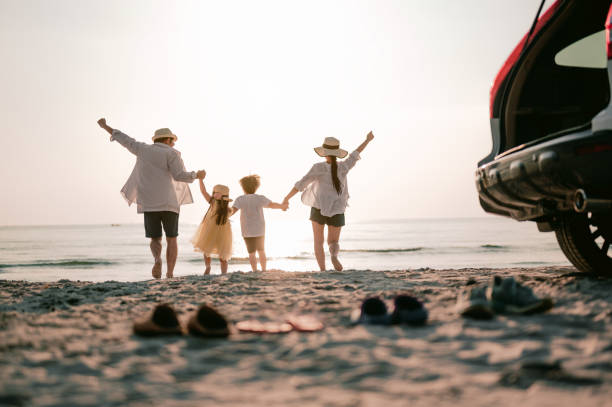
[476,0,612,276]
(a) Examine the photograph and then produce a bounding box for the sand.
[1,266,611,406]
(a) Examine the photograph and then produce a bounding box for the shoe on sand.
[133,303,184,336]
[286,315,324,332]
[390,295,428,325]
[188,304,230,337]
[236,320,293,334]
[490,276,554,315]
[457,285,495,320]
[351,297,391,325]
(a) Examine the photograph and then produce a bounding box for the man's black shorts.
[144,211,179,238]
[309,207,345,227]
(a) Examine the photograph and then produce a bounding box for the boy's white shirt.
[233,194,272,237]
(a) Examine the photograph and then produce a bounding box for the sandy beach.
[1,266,611,406]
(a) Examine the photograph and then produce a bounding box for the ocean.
[0,217,570,282]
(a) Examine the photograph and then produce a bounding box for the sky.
[0,0,550,226]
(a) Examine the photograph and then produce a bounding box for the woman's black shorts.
[309,207,345,227]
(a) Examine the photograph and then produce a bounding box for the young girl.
[191,174,233,274]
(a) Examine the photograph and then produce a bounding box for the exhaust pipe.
[573,189,612,213]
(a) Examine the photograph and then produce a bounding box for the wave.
[340,248,424,253]
[0,259,116,269]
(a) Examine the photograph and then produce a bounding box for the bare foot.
[166,272,174,278]
[152,259,162,279]
[204,266,211,275]
[331,256,343,271]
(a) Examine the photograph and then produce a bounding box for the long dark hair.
[206,197,230,225]
[330,156,341,194]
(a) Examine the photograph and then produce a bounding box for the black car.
[476,0,612,276]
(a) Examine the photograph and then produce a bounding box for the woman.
[283,131,375,271]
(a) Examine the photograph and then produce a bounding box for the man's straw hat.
[314,137,348,158]
[213,184,232,202]
[152,128,177,142]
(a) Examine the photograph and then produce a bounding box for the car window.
[554,30,606,68]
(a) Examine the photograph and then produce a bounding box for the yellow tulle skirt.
[191,208,233,261]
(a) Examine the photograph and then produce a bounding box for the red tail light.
[607,5,612,59]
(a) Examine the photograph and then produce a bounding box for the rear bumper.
[475,128,612,221]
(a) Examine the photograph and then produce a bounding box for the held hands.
[196,170,206,180]
[281,202,289,211]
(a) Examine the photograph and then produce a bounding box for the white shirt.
[232,194,272,237]
[294,150,360,217]
[111,130,196,214]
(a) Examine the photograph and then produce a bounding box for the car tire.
[555,212,612,276]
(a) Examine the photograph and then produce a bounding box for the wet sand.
[1,266,611,406]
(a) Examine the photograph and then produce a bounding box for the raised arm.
[199,177,211,202]
[356,131,374,153]
[97,118,113,138]
[98,117,146,156]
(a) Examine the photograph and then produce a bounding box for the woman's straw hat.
[314,137,348,158]
[213,184,232,201]
[152,128,177,142]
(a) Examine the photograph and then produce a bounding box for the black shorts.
[243,236,265,253]
[309,207,345,227]
[144,211,179,238]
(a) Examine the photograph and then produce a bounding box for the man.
[97,118,205,279]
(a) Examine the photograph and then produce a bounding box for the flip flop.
[350,297,391,325]
[235,320,293,334]
[133,303,184,336]
[390,295,428,326]
[286,315,324,332]
[187,304,231,338]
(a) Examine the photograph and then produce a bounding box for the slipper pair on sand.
[351,295,428,326]
[133,303,325,337]
[133,303,230,337]
[458,276,554,320]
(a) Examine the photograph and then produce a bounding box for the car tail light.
[607,5,612,59]
[575,143,612,155]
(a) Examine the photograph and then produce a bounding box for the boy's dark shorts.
[144,211,179,238]
[243,236,265,254]
[309,207,345,227]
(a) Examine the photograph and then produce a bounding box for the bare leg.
[311,221,326,271]
[150,238,162,279]
[248,252,258,272]
[258,250,267,272]
[204,255,211,275]
[166,237,177,278]
[220,259,228,274]
[328,225,343,271]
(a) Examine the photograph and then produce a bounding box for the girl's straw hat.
[152,128,177,142]
[314,137,348,158]
[213,184,232,201]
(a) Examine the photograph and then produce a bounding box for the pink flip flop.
[286,315,324,332]
[236,320,293,334]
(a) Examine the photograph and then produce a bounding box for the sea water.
[0,218,570,282]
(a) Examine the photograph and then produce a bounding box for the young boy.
[231,175,287,272]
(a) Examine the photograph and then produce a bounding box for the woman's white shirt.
[294,150,360,217]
